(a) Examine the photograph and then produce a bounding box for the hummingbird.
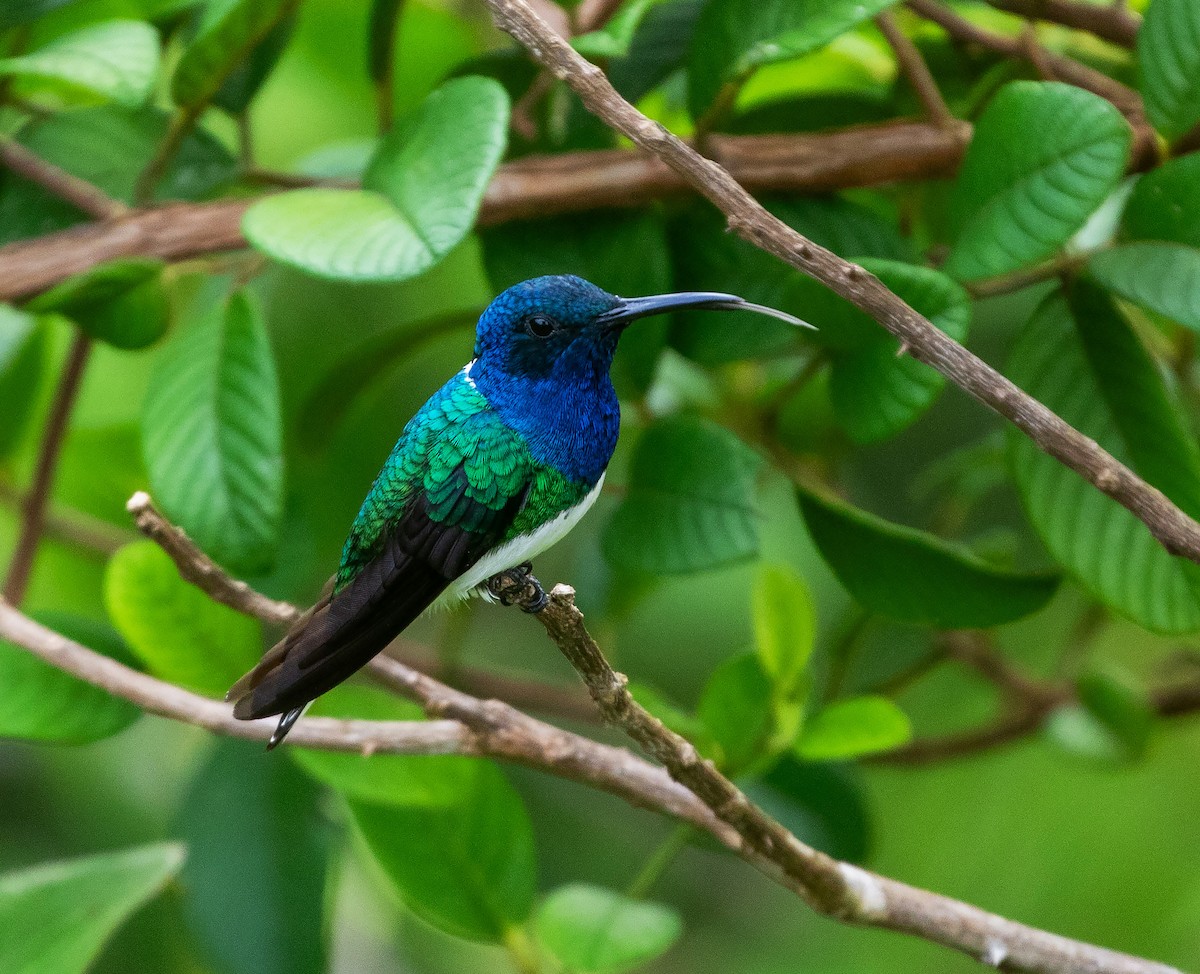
[228,274,807,747]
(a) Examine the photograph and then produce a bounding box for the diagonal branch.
[486,571,1179,974]
[984,0,1139,48]
[0,137,128,221]
[480,0,1200,569]
[876,11,956,127]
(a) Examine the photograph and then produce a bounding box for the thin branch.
[481,0,1200,569]
[0,481,133,558]
[0,123,970,303]
[876,11,956,128]
[3,334,92,605]
[487,571,1180,974]
[133,104,204,206]
[984,0,1139,48]
[119,491,1188,971]
[0,138,127,220]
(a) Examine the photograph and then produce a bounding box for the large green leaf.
[171,0,296,109]
[534,884,683,974]
[104,541,262,695]
[176,740,328,974]
[482,210,671,396]
[752,562,815,698]
[1123,154,1200,247]
[798,487,1059,628]
[1138,0,1200,140]
[142,290,283,573]
[1007,289,1200,632]
[1088,243,1200,332]
[0,106,235,241]
[28,259,169,350]
[795,695,911,760]
[0,612,140,745]
[291,684,480,806]
[350,763,537,943]
[0,20,160,106]
[825,260,971,443]
[603,416,763,574]
[0,305,47,461]
[669,196,909,364]
[945,82,1131,282]
[687,0,901,118]
[0,843,184,974]
[244,76,509,282]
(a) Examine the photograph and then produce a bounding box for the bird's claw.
[487,562,548,613]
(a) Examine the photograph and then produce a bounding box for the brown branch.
[0,481,133,558]
[120,490,1184,971]
[0,138,127,220]
[488,571,1179,974]
[906,0,1155,163]
[482,0,1200,569]
[876,11,957,128]
[3,334,92,605]
[985,0,1139,48]
[0,123,970,303]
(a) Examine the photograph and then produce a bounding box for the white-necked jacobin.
[229,274,807,746]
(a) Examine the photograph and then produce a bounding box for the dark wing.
[228,465,528,724]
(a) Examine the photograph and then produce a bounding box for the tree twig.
[876,11,957,128]
[0,481,133,558]
[481,0,1200,569]
[984,0,1139,48]
[3,333,92,605]
[0,138,127,220]
[0,123,971,303]
[116,491,1186,971]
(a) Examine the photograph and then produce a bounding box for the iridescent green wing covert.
[230,372,538,721]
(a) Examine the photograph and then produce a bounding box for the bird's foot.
[487,562,548,613]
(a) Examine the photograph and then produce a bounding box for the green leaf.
[798,487,1059,628]
[243,76,508,283]
[1123,153,1200,247]
[945,82,1131,282]
[482,210,671,396]
[0,843,185,974]
[172,0,296,109]
[0,612,140,745]
[177,740,328,974]
[687,0,901,118]
[603,416,762,574]
[28,259,169,350]
[0,20,160,106]
[697,653,774,771]
[292,684,481,806]
[1007,290,1200,632]
[669,197,909,364]
[142,289,283,573]
[0,106,235,241]
[1088,242,1200,331]
[796,695,911,760]
[0,305,48,461]
[751,757,871,862]
[350,764,537,942]
[1076,666,1155,761]
[534,884,683,974]
[752,563,815,697]
[608,0,704,103]
[104,541,262,695]
[212,11,294,114]
[574,0,666,59]
[1138,0,1200,140]
[825,260,971,443]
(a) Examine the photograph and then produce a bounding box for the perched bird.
[228,274,807,746]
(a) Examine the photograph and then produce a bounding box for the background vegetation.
[1,0,1199,972]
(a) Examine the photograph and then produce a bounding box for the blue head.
[471,274,808,483]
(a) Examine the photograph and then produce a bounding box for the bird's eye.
[524,314,557,338]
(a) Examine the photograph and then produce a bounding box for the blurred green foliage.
[1,0,1199,973]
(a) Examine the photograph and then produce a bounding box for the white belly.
[439,473,605,603]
